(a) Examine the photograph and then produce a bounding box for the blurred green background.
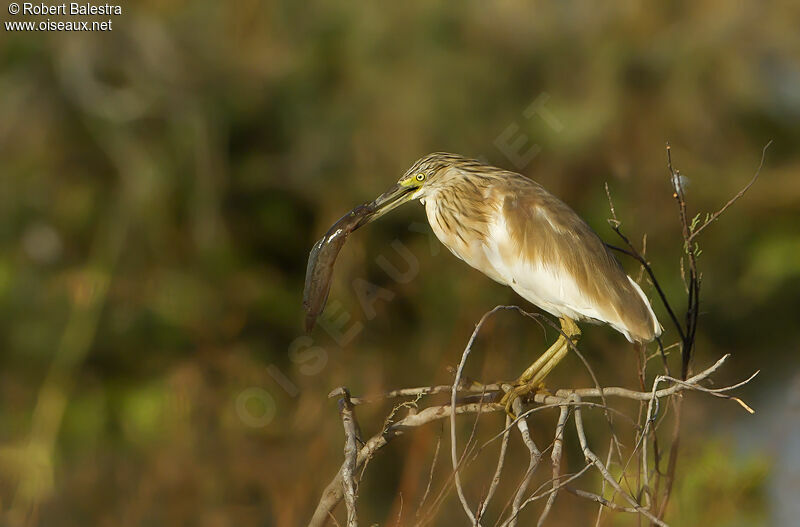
[1,1,799,526]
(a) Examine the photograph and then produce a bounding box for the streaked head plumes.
[395,152,494,196]
[364,152,471,223]
[398,152,458,187]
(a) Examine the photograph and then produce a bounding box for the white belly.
[426,200,606,322]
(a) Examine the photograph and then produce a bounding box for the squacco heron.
[305,153,661,412]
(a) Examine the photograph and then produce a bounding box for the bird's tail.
[627,276,663,342]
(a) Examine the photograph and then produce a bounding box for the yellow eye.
[415,173,425,182]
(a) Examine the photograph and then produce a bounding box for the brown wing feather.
[498,175,659,341]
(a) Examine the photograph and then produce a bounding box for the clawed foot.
[500,381,548,419]
[497,317,580,419]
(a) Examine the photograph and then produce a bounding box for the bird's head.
[364,152,460,223]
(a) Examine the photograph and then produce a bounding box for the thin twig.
[504,463,594,525]
[667,143,699,380]
[593,437,616,527]
[537,405,570,526]
[416,425,442,518]
[688,141,771,242]
[309,401,500,527]
[451,307,509,525]
[350,384,502,406]
[605,181,685,349]
[572,395,669,527]
[553,354,740,401]
[640,376,665,504]
[567,488,641,513]
[654,373,758,413]
[656,396,683,521]
[505,398,541,527]
[478,414,512,521]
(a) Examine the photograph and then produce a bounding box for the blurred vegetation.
[1,1,799,525]
[669,442,770,527]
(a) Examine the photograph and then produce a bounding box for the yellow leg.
[501,317,581,416]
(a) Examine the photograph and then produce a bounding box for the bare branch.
[478,414,511,521]
[605,181,685,352]
[566,488,641,513]
[349,384,502,406]
[311,354,755,527]
[537,405,570,526]
[553,354,753,403]
[688,141,771,242]
[572,395,669,527]
[309,401,500,527]
[328,387,360,527]
[416,427,442,518]
[505,398,542,527]
[451,307,508,525]
[504,464,594,526]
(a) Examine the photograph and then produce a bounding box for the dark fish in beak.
[302,184,415,332]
